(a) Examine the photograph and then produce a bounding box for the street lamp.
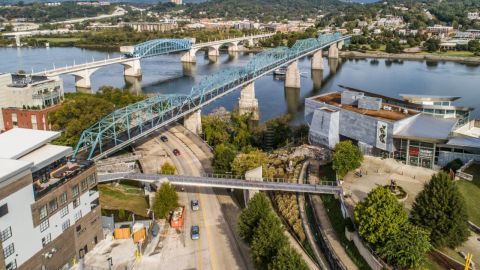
[107,257,113,270]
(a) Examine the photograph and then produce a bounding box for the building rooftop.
[399,94,460,102]
[446,136,480,149]
[19,144,72,173]
[393,114,457,141]
[314,92,417,122]
[0,159,32,184]
[0,128,61,159]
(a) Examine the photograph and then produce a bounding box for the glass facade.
[394,139,436,169]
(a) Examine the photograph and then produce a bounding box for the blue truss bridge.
[73,33,350,161]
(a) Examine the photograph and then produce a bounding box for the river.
[1,47,480,123]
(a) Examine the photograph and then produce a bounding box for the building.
[122,22,178,32]
[0,73,64,131]
[76,1,110,6]
[0,128,102,270]
[305,88,480,169]
[170,0,182,4]
[468,12,479,20]
[426,25,454,37]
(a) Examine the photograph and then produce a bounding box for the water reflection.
[328,58,339,74]
[284,87,300,115]
[124,76,142,95]
[311,69,323,90]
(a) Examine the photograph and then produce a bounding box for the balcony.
[33,160,94,200]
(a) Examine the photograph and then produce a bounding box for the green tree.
[378,223,431,269]
[251,211,288,269]
[238,192,272,244]
[202,115,230,147]
[268,245,308,270]
[410,172,470,248]
[231,150,267,176]
[153,183,179,219]
[354,187,408,246]
[424,38,440,52]
[160,162,176,175]
[213,143,237,173]
[468,39,480,52]
[332,140,363,178]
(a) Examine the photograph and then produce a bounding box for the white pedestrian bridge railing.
[97,172,342,194]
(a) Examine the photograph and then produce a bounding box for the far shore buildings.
[0,128,101,270]
[0,73,64,132]
[305,87,480,169]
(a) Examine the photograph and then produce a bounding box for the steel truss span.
[98,172,342,194]
[74,33,349,160]
[129,39,193,58]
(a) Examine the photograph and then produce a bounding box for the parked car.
[160,135,168,142]
[191,225,200,240]
[173,149,180,156]
[191,200,200,211]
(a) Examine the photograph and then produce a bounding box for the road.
[135,127,248,270]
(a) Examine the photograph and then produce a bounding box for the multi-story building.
[0,128,102,270]
[0,73,64,131]
[305,88,480,169]
[121,22,178,32]
[170,0,182,4]
[426,25,454,37]
[468,12,479,20]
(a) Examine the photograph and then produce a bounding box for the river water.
[1,47,480,122]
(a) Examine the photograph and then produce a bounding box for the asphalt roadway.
[135,129,248,270]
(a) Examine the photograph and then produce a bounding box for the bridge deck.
[98,172,342,194]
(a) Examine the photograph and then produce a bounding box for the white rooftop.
[0,128,61,159]
[19,144,72,172]
[0,158,32,183]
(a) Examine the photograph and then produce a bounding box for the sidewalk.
[311,195,359,270]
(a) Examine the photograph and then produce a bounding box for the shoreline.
[339,51,480,64]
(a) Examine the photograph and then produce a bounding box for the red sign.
[409,147,419,157]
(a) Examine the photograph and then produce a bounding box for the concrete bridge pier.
[227,42,240,52]
[243,166,263,207]
[285,60,301,89]
[181,49,197,63]
[338,40,345,50]
[312,69,323,90]
[184,110,202,135]
[124,76,142,95]
[208,45,220,57]
[71,68,99,91]
[311,50,324,70]
[329,58,339,74]
[328,43,339,59]
[238,82,259,120]
[122,58,142,77]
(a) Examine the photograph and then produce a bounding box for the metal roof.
[0,159,32,183]
[0,128,61,159]
[393,114,457,141]
[399,94,460,102]
[446,136,480,149]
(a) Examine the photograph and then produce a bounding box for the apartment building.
[0,128,102,270]
[0,73,64,131]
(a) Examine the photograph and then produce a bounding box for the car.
[191,200,200,211]
[173,149,180,156]
[191,225,200,240]
[160,135,168,142]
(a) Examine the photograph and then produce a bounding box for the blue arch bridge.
[73,32,350,161]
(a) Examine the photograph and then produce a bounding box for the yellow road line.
[198,187,219,270]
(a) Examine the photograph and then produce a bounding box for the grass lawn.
[432,51,475,57]
[457,163,480,226]
[98,181,149,217]
[35,37,81,43]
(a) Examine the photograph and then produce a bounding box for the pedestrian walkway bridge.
[73,32,350,160]
[97,172,342,194]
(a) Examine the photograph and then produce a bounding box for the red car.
[173,149,181,156]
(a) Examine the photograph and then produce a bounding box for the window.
[0,204,8,218]
[39,219,49,232]
[72,184,79,197]
[73,197,80,209]
[41,233,51,247]
[60,206,69,218]
[4,243,14,258]
[74,211,82,222]
[48,198,58,212]
[62,219,70,232]
[0,227,12,242]
[39,205,48,220]
[87,174,97,186]
[80,179,88,191]
[59,192,67,205]
[5,259,16,270]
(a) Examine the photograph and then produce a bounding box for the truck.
[170,206,185,229]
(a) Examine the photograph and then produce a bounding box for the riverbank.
[340,50,480,64]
